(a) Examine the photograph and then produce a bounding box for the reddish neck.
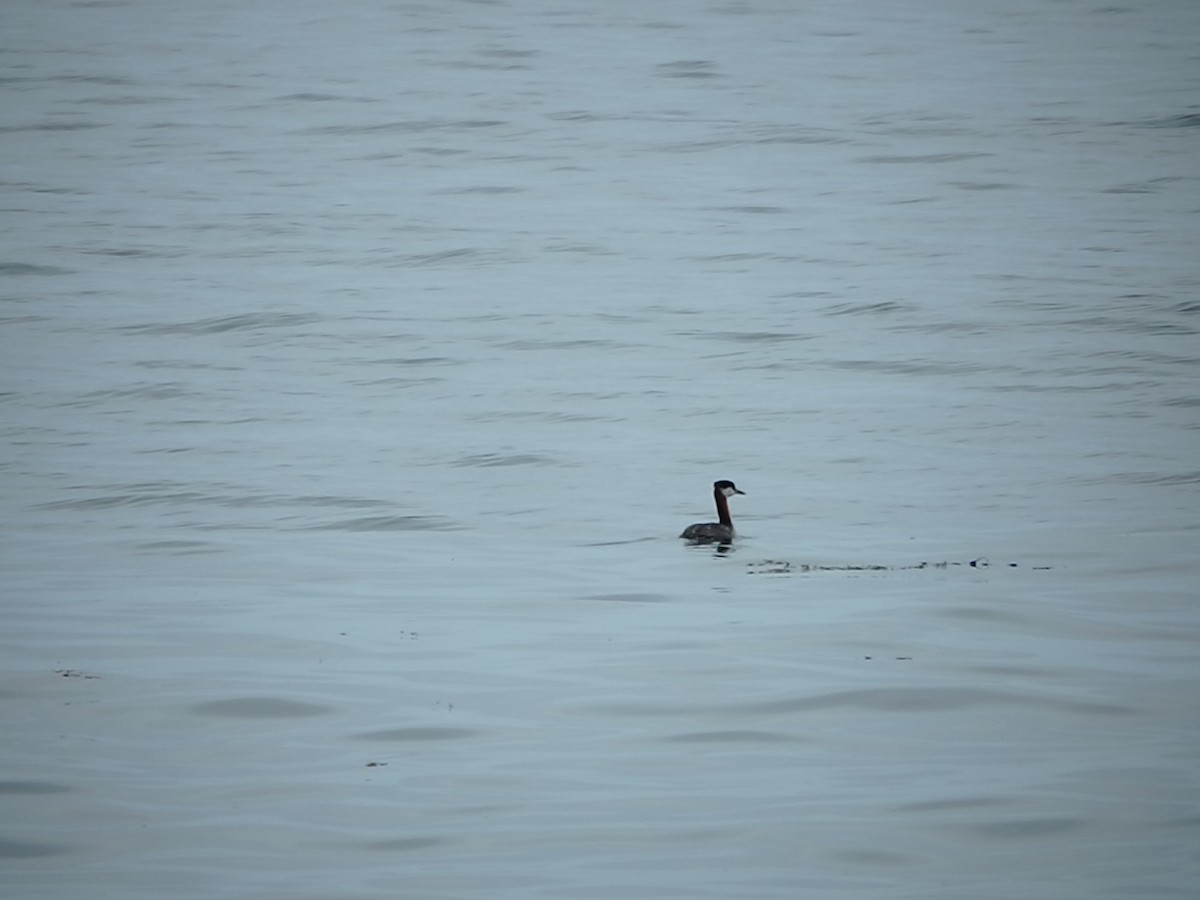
[714,487,733,527]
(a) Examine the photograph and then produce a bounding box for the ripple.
[663,730,794,743]
[655,60,720,79]
[134,540,222,554]
[1140,113,1200,129]
[598,688,1134,718]
[498,338,618,350]
[746,688,1133,716]
[823,357,994,376]
[304,515,458,532]
[378,248,498,268]
[583,593,671,603]
[0,262,74,276]
[451,453,557,467]
[708,205,787,214]
[1100,471,1200,486]
[0,781,72,795]
[0,837,72,858]
[969,817,1086,839]
[301,119,506,135]
[895,796,1011,813]
[686,330,812,343]
[0,121,105,133]
[190,698,332,718]
[275,92,376,103]
[356,727,478,742]
[364,836,449,851]
[120,313,323,335]
[821,301,910,316]
[35,485,394,512]
[857,152,992,164]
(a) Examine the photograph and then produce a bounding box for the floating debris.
[54,669,99,679]
[746,558,1044,575]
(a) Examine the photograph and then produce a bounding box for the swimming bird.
[680,480,745,543]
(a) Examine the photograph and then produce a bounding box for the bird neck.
[714,488,733,526]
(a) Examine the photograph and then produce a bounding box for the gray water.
[3,1,1199,898]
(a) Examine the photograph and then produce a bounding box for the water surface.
[2,1,1198,897]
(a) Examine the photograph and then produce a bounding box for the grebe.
[680,480,745,543]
